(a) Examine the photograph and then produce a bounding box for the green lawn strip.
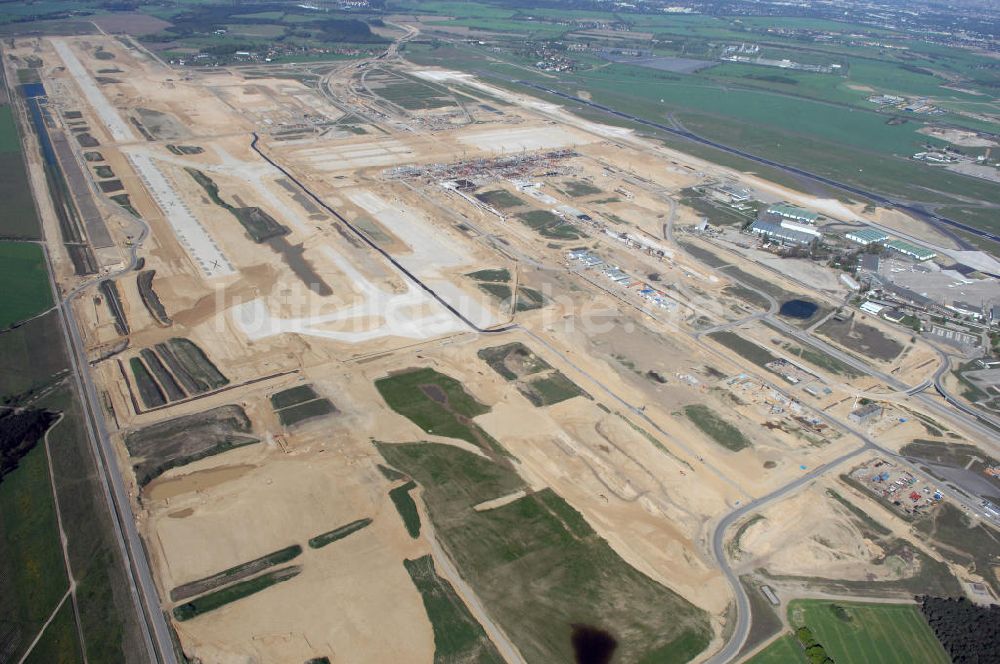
[128,356,166,409]
[389,480,421,538]
[139,348,185,401]
[403,555,504,664]
[682,404,750,451]
[376,441,712,663]
[169,544,302,602]
[519,372,583,406]
[172,566,302,621]
[708,330,778,368]
[22,597,83,664]
[744,633,801,664]
[270,384,320,410]
[308,518,373,549]
[0,242,53,329]
[162,338,228,391]
[789,599,949,664]
[0,444,70,660]
[375,368,508,457]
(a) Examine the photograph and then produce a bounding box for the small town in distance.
[0,1,998,664]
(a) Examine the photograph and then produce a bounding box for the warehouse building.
[749,220,816,246]
[849,402,882,424]
[947,301,984,320]
[846,228,889,245]
[885,239,936,261]
[766,203,819,224]
[779,219,822,237]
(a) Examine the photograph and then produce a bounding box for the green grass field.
[788,600,948,664]
[0,311,68,399]
[403,555,504,664]
[0,104,22,152]
[375,368,507,456]
[377,441,712,663]
[22,599,83,664]
[682,404,751,451]
[745,633,801,664]
[0,444,71,660]
[0,242,53,328]
[389,480,422,538]
[0,104,40,240]
[708,331,778,368]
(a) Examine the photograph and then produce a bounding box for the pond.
[779,299,818,319]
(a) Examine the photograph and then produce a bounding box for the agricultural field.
[0,242,53,329]
[787,600,949,664]
[0,105,40,239]
[0,444,72,661]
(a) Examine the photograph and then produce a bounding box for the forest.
[917,596,1000,664]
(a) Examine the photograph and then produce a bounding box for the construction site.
[6,28,999,664]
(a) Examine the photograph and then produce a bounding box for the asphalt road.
[15,70,177,660]
[43,246,177,662]
[514,81,1000,247]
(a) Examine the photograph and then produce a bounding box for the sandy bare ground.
[27,34,997,663]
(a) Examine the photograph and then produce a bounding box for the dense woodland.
[0,407,57,482]
[917,596,1000,664]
